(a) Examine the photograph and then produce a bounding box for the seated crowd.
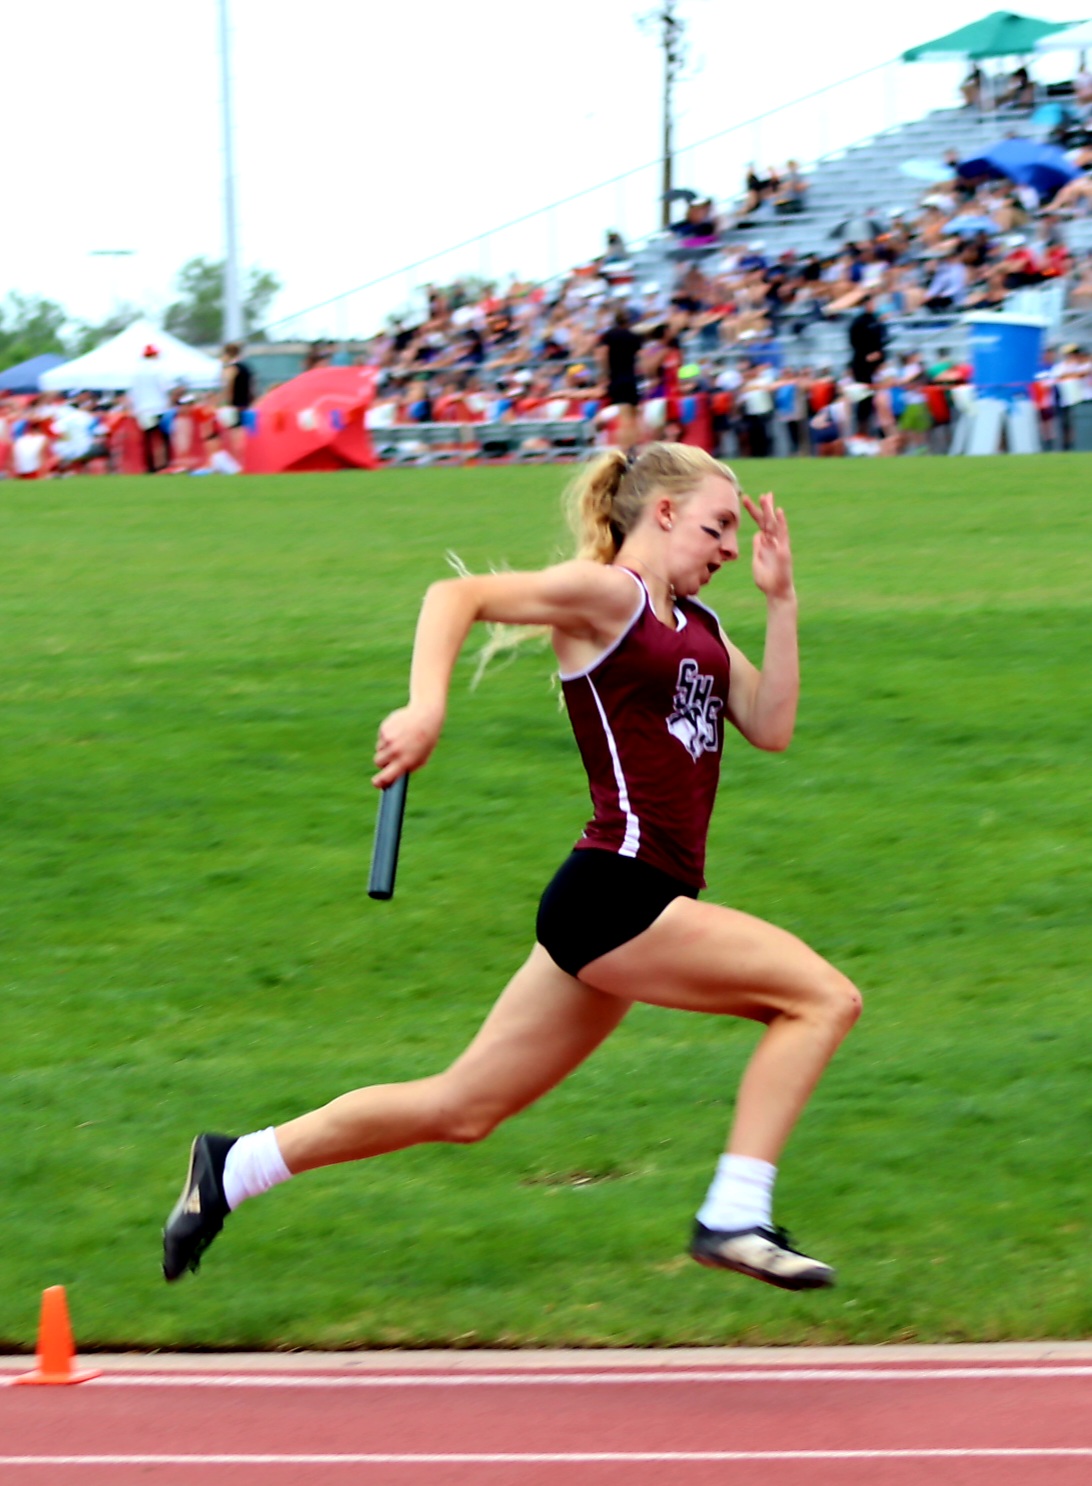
[0,389,244,479]
[961,53,1092,130]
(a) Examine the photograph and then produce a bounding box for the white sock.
[696,1154,776,1232]
[222,1127,293,1211]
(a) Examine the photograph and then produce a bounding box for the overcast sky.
[7,0,1089,340]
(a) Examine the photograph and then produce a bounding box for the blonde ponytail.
[566,448,629,563]
[566,442,739,564]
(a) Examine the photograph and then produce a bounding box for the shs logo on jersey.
[666,658,724,761]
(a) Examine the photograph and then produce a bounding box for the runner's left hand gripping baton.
[368,772,408,901]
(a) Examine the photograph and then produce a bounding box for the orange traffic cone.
[13,1286,101,1386]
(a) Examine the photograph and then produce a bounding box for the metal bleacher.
[369,99,1092,463]
[372,418,595,466]
[623,101,1092,371]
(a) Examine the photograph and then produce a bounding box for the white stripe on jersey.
[587,677,640,857]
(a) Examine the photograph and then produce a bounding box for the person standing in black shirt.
[847,299,887,435]
[221,343,254,463]
[597,309,644,452]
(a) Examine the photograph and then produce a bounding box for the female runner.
[164,442,861,1290]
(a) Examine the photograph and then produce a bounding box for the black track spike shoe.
[162,1133,237,1282]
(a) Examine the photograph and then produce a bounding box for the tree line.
[0,259,280,374]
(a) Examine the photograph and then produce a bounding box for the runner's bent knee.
[801,965,862,1036]
[425,1072,514,1145]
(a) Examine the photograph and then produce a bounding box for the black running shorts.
[536,849,698,978]
[606,379,640,409]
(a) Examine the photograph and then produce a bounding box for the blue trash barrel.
[964,313,1047,403]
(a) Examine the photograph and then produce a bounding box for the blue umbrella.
[948,215,1000,235]
[958,138,1080,201]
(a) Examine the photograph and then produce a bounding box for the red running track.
[2,1355,1091,1486]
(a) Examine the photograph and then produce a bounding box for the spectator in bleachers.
[603,229,628,264]
[671,262,710,315]
[774,161,808,215]
[1035,221,1073,280]
[922,243,970,312]
[1050,162,1092,215]
[1069,251,1092,303]
[998,65,1035,111]
[454,324,486,367]
[999,234,1047,288]
[739,164,771,218]
[671,198,719,243]
[694,281,732,351]
[962,261,1009,311]
[822,242,888,316]
[725,269,772,344]
[917,197,956,251]
[873,262,927,317]
[961,64,984,110]
[761,255,799,333]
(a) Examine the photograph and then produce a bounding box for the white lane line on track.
[5,1366,1092,1388]
[3,1450,1092,1466]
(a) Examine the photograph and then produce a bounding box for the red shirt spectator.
[1041,243,1071,278]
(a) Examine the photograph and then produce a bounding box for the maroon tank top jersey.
[560,569,731,889]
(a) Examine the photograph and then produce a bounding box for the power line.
[259,54,894,337]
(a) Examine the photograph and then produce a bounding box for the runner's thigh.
[440,945,632,1124]
[578,897,857,1022]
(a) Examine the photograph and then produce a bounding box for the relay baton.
[368,772,408,901]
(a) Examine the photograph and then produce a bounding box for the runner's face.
[671,475,740,595]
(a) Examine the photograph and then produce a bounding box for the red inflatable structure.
[245,366,380,474]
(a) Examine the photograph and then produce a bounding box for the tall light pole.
[218,0,244,343]
[660,2,686,228]
[642,4,688,229]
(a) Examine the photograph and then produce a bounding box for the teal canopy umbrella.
[902,11,1077,62]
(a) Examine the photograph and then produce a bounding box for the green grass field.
[2,455,1091,1351]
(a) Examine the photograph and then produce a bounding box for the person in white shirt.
[13,416,50,478]
[923,249,969,311]
[1049,343,1092,448]
[128,344,172,473]
[52,397,96,472]
[740,361,776,456]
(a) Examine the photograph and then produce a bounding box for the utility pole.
[218,0,244,343]
[658,2,686,228]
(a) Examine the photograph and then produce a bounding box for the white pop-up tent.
[41,319,222,392]
[1032,18,1092,53]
